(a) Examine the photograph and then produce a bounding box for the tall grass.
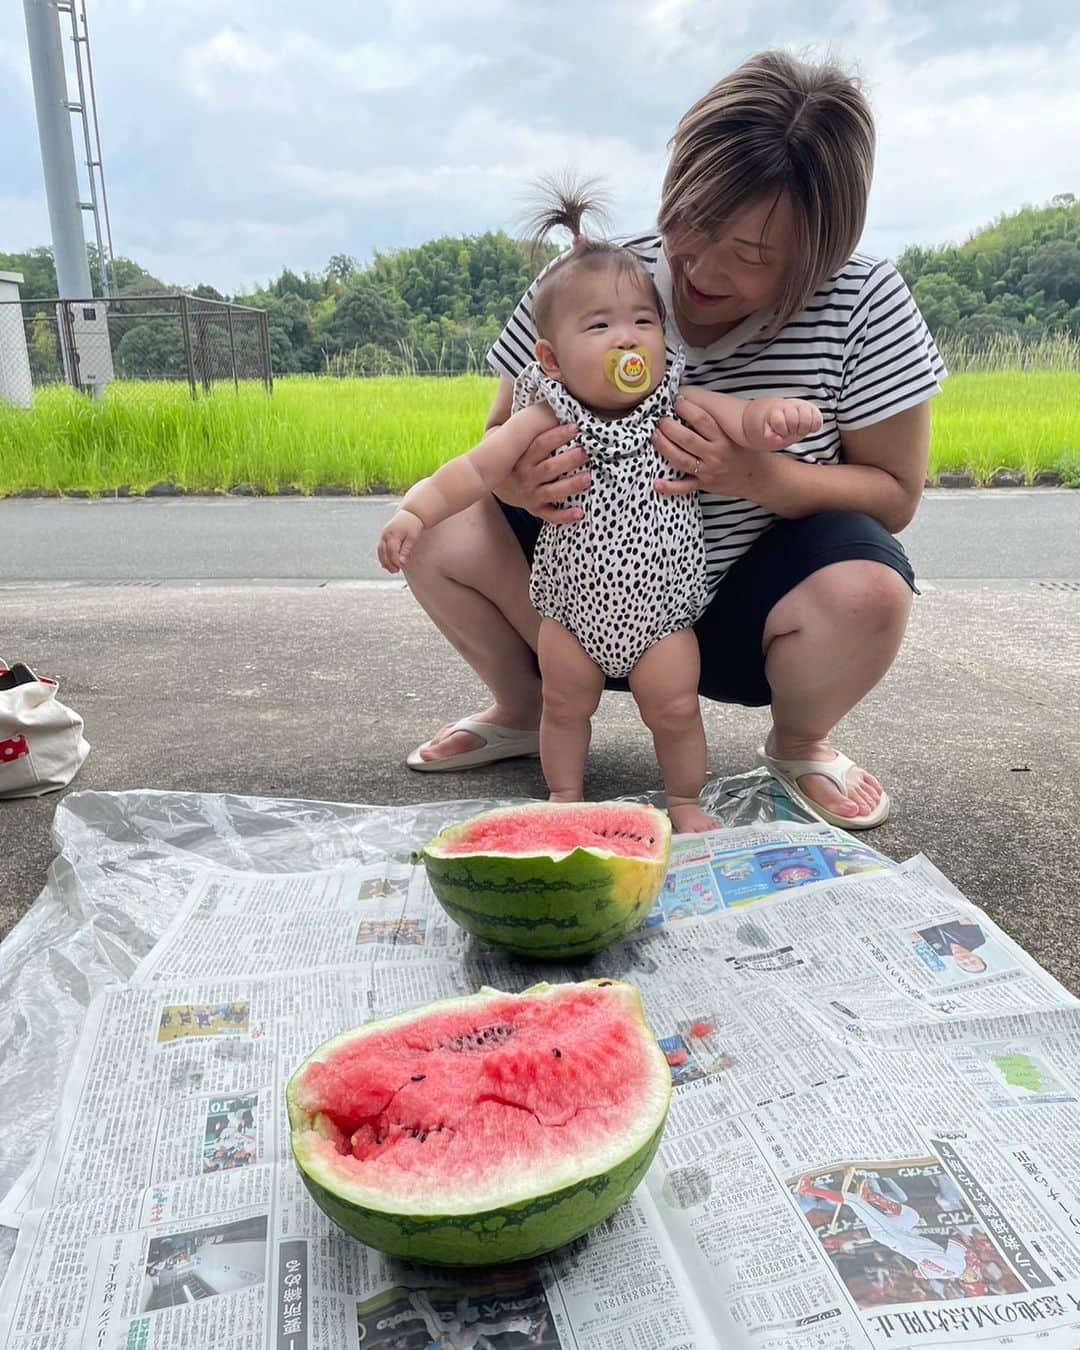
[0,376,493,495]
[936,332,1080,374]
[1,357,1077,495]
[321,339,486,379]
[931,372,1080,484]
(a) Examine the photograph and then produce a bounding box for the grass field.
[1,365,1078,496]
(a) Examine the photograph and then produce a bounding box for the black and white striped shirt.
[488,235,946,587]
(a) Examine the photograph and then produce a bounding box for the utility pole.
[23,0,94,300]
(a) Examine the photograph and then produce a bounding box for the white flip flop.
[406,718,541,773]
[757,747,891,831]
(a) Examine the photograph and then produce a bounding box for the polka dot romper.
[512,352,708,679]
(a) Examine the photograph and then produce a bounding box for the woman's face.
[663,193,795,345]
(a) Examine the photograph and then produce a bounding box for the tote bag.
[0,659,90,798]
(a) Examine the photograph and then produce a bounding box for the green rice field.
[1,358,1078,496]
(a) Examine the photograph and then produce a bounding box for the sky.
[2,0,1078,294]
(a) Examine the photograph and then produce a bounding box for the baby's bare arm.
[402,402,558,528]
[679,387,822,451]
[677,388,758,446]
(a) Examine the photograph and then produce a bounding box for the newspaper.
[3,811,1080,1348]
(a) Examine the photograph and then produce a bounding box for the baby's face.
[540,270,667,413]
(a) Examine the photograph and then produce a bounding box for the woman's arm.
[759,403,929,532]
[655,401,930,535]
[485,375,591,524]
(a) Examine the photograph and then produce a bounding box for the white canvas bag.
[0,659,90,799]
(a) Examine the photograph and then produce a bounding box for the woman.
[402,50,944,830]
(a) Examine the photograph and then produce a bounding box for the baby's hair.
[521,173,664,339]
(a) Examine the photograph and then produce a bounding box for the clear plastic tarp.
[5,778,1080,1348]
[0,774,802,1265]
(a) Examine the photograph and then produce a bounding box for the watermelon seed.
[553,1048,562,1058]
[411,1074,426,1081]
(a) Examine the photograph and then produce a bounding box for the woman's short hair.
[659,50,875,331]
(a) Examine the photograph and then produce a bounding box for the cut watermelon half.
[421,801,671,958]
[287,980,671,1266]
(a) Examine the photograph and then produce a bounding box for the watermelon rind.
[286,981,671,1266]
[421,802,672,958]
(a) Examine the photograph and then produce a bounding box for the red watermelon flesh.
[292,983,664,1208]
[437,802,661,860]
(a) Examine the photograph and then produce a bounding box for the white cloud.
[180,28,486,110]
[3,0,1076,288]
[275,161,514,209]
[0,195,49,255]
[271,106,666,241]
[855,27,1080,250]
[0,34,31,87]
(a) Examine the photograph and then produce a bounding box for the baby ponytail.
[521,173,611,263]
[521,172,663,339]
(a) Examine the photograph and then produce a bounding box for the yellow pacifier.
[603,347,652,394]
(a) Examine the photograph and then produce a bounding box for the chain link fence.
[0,294,272,403]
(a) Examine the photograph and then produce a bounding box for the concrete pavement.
[1,564,1078,991]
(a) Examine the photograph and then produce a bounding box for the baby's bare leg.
[538,619,606,802]
[629,629,716,834]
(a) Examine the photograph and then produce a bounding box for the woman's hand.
[495,421,590,523]
[653,391,767,500]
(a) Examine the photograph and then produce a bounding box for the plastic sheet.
[0,770,808,1254]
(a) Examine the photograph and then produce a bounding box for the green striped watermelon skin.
[287,980,672,1267]
[422,804,671,958]
[293,1114,665,1266]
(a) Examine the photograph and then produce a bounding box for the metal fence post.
[259,310,273,394]
[58,300,79,390]
[225,304,239,392]
[178,294,196,399]
[195,308,211,394]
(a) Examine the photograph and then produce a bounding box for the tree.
[109,255,166,295]
[317,279,407,355]
[0,246,56,297]
[949,313,1025,348]
[28,311,62,382]
[114,321,188,380]
[326,253,358,286]
[911,273,982,334]
[270,267,323,303]
[1022,240,1080,308]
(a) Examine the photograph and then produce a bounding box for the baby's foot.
[668,803,719,834]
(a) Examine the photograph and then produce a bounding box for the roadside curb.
[3,472,1072,500]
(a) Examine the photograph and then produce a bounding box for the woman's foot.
[414,703,541,766]
[763,732,885,821]
[668,802,719,834]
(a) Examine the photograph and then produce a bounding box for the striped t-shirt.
[487,235,946,587]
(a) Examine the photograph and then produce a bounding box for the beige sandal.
[406,718,540,773]
[757,747,890,830]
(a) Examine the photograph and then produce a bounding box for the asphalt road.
[5,489,1080,583]
[2,490,1079,992]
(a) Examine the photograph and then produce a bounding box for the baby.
[379,191,821,831]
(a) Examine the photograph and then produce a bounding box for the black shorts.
[497,503,917,707]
